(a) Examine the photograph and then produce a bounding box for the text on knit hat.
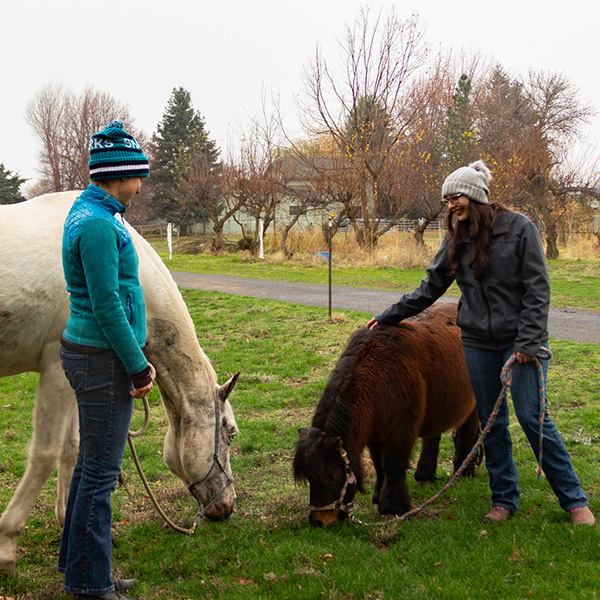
[89,120,149,181]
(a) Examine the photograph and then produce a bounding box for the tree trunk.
[412,218,430,246]
[545,228,560,260]
[365,226,378,249]
[280,224,294,258]
[211,222,225,253]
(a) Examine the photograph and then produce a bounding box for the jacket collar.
[83,183,126,215]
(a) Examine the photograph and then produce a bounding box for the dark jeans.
[58,346,133,596]
[463,345,588,513]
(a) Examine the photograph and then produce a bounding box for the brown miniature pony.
[293,303,481,527]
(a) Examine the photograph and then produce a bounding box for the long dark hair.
[445,201,506,281]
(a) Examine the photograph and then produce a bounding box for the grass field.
[1,284,599,599]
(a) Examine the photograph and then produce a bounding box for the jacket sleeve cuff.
[131,365,153,389]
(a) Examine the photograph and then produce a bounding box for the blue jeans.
[58,346,133,596]
[463,345,587,513]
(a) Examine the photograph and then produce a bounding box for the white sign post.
[167,222,173,260]
[259,218,264,260]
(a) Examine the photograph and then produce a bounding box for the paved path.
[171,271,600,345]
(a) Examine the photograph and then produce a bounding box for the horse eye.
[227,430,237,444]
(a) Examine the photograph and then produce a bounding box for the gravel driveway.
[171,271,600,345]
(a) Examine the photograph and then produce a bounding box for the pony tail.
[468,160,493,184]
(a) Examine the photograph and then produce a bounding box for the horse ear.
[298,427,309,441]
[218,372,240,403]
[319,433,342,454]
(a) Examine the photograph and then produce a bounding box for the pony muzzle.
[309,506,350,527]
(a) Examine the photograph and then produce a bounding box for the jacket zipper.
[127,293,135,327]
[478,282,495,344]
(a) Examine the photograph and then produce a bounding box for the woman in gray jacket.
[367,161,594,525]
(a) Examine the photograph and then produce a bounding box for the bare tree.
[298,7,429,248]
[174,148,220,237]
[391,64,461,244]
[475,69,598,258]
[26,83,141,194]
[273,152,341,256]
[223,109,304,255]
[25,83,66,192]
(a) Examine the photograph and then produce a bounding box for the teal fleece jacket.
[62,184,149,376]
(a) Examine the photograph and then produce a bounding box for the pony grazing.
[0,191,239,576]
[293,303,480,527]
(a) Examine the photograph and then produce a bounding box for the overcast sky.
[3,0,598,186]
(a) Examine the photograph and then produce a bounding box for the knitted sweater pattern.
[62,184,148,375]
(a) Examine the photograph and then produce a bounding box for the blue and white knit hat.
[89,120,149,181]
[441,160,492,204]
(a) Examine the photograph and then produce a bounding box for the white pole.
[167,222,173,260]
[259,218,264,260]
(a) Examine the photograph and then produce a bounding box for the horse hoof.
[0,558,16,576]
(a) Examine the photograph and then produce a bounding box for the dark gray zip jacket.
[375,210,550,356]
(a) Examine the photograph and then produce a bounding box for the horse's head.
[142,302,241,523]
[293,427,361,527]
[160,371,240,522]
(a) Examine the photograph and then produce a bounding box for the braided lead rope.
[533,347,552,480]
[350,348,551,527]
[128,363,156,438]
[127,435,197,535]
[126,363,198,535]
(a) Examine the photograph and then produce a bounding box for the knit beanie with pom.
[441,160,492,204]
[89,120,149,181]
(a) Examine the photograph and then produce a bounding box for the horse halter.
[187,393,234,524]
[309,443,357,516]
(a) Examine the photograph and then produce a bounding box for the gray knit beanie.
[441,160,492,204]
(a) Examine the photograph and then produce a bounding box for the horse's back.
[0,192,80,375]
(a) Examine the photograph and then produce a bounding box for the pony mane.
[311,327,375,439]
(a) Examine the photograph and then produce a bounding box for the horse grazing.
[293,303,480,527]
[0,191,239,575]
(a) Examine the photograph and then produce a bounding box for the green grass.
[1,293,600,599]
[152,249,600,311]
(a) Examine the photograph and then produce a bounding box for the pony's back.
[311,304,472,442]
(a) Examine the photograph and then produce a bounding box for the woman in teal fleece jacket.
[58,121,152,600]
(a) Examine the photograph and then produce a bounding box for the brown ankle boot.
[484,506,512,522]
[570,506,595,526]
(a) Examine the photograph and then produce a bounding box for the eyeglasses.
[441,193,463,206]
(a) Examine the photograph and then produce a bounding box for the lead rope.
[350,348,551,527]
[127,364,197,535]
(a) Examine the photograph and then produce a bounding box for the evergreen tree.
[444,74,475,168]
[151,87,220,225]
[0,164,26,204]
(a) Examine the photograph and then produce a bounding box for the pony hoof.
[414,472,436,483]
[415,477,437,486]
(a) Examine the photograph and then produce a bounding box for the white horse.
[0,191,239,575]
